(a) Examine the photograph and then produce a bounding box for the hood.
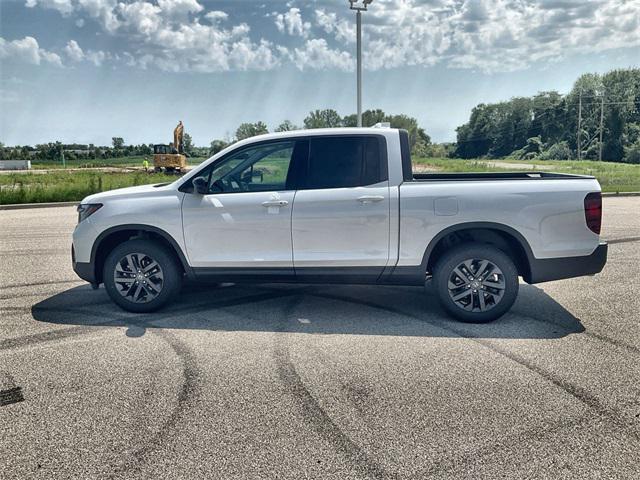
[81,183,173,204]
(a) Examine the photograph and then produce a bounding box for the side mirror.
[192,176,208,195]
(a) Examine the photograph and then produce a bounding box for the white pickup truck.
[72,127,607,322]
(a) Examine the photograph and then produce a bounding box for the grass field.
[0,171,171,204]
[31,156,206,169]
[2,157,639,204]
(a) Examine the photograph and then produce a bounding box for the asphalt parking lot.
[1,198,639,479]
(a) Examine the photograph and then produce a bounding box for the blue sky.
[1,0,639,146]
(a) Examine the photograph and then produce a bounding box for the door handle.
[262,200,289,207]
[357,195,384,204]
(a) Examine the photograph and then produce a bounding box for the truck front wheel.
[103,239,182,313]
[433,244,519,323]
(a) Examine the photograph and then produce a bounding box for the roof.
[231,127,399,150]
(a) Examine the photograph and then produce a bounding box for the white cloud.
[205,10,228,22]
[357,0,640,72]
[290,39,352,71]
[63,39,109,66]
[0,36,62,66]
[64,39,84,61]
[315,9,354,43]
[25,0,74,15]
[24,1,283,72]
[40,50,64,66]
[274,7,311,37]
[78,0,120,31]
[314,8,336,34]
[157,0,203,16]
[27,0,120,31]
[86,50,107,66]
[228,39,279,71]
[118,1,163,35]
[18,0,640,73]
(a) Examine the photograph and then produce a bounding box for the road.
[1,198,639,479]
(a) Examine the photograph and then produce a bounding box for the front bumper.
[527,242,608,284]
[72,245,96,284]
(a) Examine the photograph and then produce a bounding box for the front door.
[182,140,303,269]
[292,135,390,278]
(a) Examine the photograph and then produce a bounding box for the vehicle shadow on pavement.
[31,281,585,340]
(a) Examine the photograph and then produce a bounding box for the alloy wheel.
[113,252,164,303]
[447,258,506,312]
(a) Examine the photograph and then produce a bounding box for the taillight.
[584,192,602,234]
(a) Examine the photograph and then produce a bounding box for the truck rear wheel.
[432,244,519,323]
[103,239,182,313]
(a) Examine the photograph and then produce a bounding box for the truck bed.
[410,171,595,181]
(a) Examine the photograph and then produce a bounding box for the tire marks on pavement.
[0,373,24,407]
[0,279,84,290]
[273,295,389,480]
[112,330,202,477]
[303,290,640,472]
[0,325,101,351]
[106,288,302,476]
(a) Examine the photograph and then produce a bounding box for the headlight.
[77,203,102,223]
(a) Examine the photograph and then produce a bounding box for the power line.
[577,90,582,161]
[599,93,605,161]
[566,101,640,106]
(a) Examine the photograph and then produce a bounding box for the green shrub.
[624,142,640,164]
[538,141,573,160]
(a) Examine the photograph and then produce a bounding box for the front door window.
[204,141,296,194]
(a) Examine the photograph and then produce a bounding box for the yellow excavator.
[153,121,187,173]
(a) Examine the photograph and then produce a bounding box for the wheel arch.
[91,224,191,284]
[422,222,534,282]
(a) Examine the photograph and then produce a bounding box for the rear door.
[291,135,390,278]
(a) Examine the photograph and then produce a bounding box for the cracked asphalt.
[1,197,639,479]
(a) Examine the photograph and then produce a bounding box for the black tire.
[433,244,519,323]
[103,239,183,313]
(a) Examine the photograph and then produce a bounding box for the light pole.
[349,1,373,127]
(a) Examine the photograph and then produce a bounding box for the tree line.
[0,109,431,162]
[0,134,207,162]
[455,68,640,163]
[209,109,432,157]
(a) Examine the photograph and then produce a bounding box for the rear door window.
[303,136,387,190]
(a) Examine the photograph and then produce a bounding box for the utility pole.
[598,92,605,161]
[356,9,362,127]
[59,144,66,168]
[349,1,373,127]
[577,90,582,161]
